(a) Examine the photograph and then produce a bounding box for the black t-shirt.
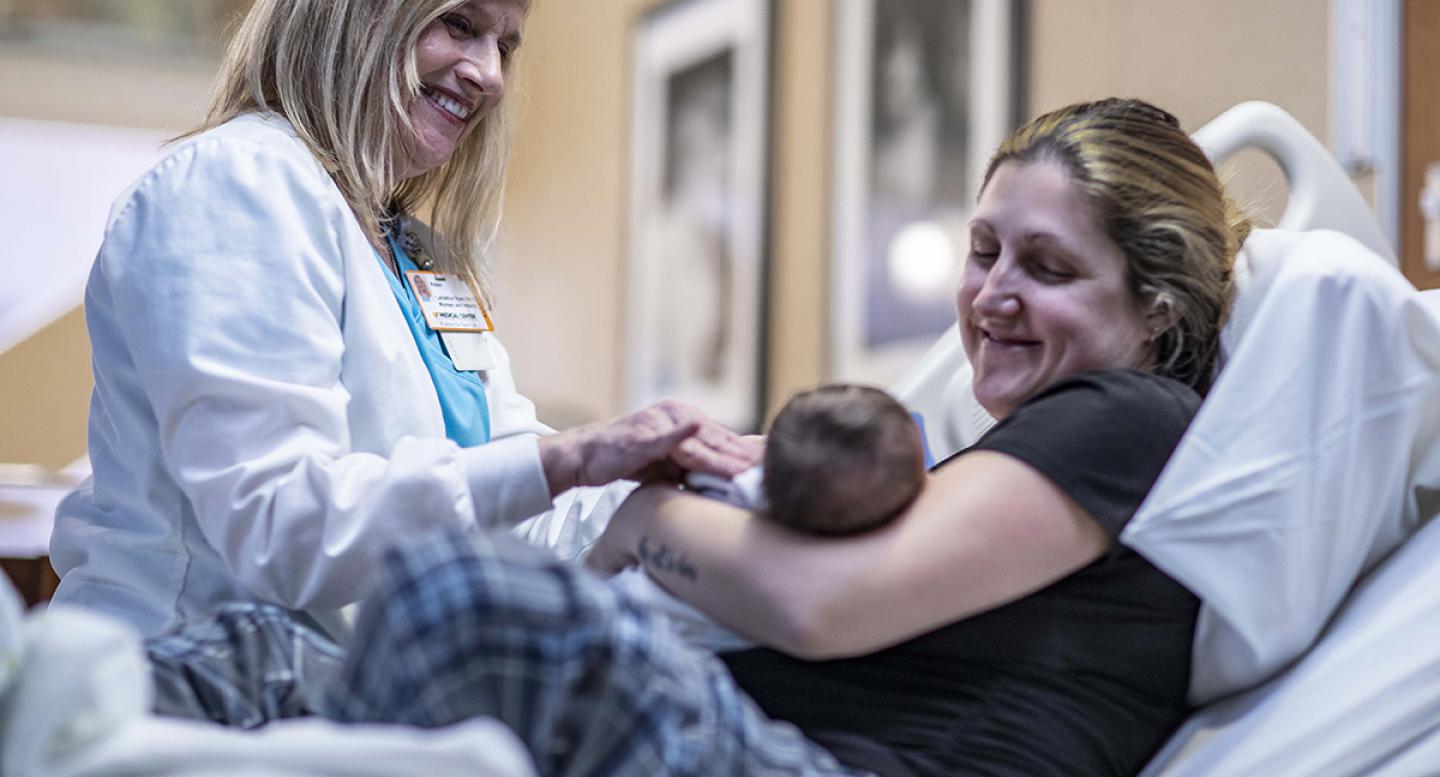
[723,369,1202,777]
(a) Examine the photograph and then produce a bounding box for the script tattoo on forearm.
[637,535,699,583]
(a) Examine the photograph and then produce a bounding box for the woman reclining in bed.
[308,98,1251,777]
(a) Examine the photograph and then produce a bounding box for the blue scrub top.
[379,234,492,447]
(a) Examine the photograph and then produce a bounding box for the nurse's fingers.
[669,424,761,476]
[670,437,752,478]
[694,421,764,462]
[663,402,761,456]
[539,404,698,493]
[655,402,761,476]
[568,402,704,487]
[591,408,701,484]
[546,400,759,491]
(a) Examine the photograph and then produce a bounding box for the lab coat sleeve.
[98,136,552,610]
[479,329,638,558]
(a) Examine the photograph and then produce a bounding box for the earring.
[1147,292,1173,345]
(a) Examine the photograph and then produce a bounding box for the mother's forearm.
[623,453,1116,662]
[631,488,864,658]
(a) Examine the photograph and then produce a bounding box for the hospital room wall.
[501,0,1328,427]
[0,0,1331,467]
[0,49,218,469]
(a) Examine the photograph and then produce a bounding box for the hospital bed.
[3,101,1436,776]
[0,572,539,775]
[894,101,1440,776]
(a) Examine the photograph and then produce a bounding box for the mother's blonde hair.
[189,0,522,297]
[983,98,1250,393]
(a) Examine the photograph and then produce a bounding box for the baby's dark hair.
[762,384,926,536]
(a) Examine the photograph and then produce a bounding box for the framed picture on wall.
[830,0,1027,384]
[624,0,773,432]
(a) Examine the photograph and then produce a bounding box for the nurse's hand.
[538,399,761,496]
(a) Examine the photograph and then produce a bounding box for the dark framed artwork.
[830,0,1027,383]
[625,0,773,431]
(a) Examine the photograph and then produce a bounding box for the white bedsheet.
[1123,228,1440,704]
[1143,482,1440,776]
[0,578,538,777]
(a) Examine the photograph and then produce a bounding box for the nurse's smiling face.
[958,159,1154,419]
[400,0,527,180]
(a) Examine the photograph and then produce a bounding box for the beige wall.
[0,309,91,470]
[499,0,834,426]
[502,0,1330,426]
[0,0,1333,464]
[0,48,213,132]
[0,49,214,469]
[493,0,652,428]
[1031,0,1328,133]
[1028,0,1329,225]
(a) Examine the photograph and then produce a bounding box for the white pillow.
[0,575,22,700]
[890,334,995,462]
[1141,491,1440,776]
[1123,228,1440,704]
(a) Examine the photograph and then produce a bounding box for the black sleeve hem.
[956,369,1200,539]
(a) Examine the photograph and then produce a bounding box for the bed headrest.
[1192,101,1394,264]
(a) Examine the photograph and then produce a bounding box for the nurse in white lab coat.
[48,0,758,643]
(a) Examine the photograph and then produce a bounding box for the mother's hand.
[538,399,760,496]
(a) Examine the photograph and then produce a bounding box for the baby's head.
[762,384,926,536]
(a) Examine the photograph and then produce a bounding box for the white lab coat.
[49,112,629,642]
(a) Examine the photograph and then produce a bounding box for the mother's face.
[400,0,527,180]
[958,159,1154,419]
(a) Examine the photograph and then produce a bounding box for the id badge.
[441,331,496,372]
[405,271,495,332]
[406,271,497,372]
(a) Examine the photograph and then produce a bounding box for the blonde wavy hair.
[188,0,524,298]
[983,98,1251,393]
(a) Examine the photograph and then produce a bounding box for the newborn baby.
[611,384,927,652]
[760,383,928,534]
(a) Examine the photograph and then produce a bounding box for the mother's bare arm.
[590,451,1110,659]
